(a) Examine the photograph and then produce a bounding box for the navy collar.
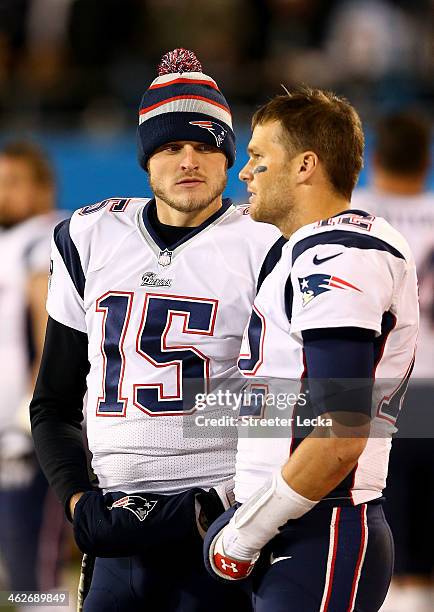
[332,208,372,218]
[141,198,234,251]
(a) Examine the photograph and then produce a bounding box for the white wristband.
[222,470,318,560]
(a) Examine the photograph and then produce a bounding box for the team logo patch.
[189,121,227,147]
[109,495,157,521]
[158,248,173,267]
[140,271,172,287]
[299,274,362,307]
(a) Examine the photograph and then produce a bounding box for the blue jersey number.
[96,292,218,416]
[377,357,414,423]
[238,306,265,375]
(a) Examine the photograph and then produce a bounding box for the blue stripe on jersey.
[53,219,85,299]
[141,198,233,251]
[374,311,396,367]
[284,274,293,321]
[256,235,287,292]
[292,230,405,265]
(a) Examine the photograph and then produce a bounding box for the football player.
[354,113,434,612]
[0,142,65,591]
[205,87,419,612]
[30,49,279,611]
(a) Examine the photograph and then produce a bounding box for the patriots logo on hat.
[109,495,157,521]
[299,274,362,307]
[189,121,228,147]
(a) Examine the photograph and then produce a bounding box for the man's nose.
[239,161,253,183]
[180,145,199,171]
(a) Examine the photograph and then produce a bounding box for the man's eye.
[165,145,181,153]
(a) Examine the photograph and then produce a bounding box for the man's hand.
[196,480,235,536]
[73,488,208,558]
[208,523,259,581]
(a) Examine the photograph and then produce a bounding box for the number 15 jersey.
[47,197,279,494]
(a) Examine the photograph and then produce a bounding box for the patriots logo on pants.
[109,495,157,521]
[189,121,228,147]
[299,274,362,307]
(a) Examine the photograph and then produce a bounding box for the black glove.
[73,488,203,557]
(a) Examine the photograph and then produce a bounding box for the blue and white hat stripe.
[139,98,232,128]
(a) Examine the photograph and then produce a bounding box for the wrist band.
[222,470,318,558]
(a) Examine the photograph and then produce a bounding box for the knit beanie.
[137,48,235,170]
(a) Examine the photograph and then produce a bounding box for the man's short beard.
[150,175,227,214]
[252,190,297,235]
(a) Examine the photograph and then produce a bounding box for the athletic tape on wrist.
[227,470,318,552]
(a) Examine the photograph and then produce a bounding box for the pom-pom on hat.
[137,48,235,170]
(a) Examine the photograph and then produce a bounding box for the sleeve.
[30,316,94,517]
[47,218,86,333]
[302,327,375,416]
[289,236,401,340]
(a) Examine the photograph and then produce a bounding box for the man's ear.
[295,151,318,184]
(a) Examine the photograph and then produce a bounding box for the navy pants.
[84,553,251,612]
[205,502,394,612]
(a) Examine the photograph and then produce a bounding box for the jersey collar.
[137,197,235,261]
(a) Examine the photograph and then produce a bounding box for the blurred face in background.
[0,155,48,227]
[148,141,227,215]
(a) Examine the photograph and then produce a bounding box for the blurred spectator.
[0,0,433,129]
[353,113,434,612]
[0,142,67,593]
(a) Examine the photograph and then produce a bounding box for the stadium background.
[0,0,433,610]
[0,0,433,209]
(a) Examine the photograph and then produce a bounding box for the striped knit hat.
[137,48,235,170]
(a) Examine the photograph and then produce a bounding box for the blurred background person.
[353,113,434,612]
[0,142,67,595]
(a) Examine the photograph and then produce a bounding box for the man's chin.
[249,202,265,222]
[249,203,278,227]
[167,197,214,213]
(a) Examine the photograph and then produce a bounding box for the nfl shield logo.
[158,249,172,267]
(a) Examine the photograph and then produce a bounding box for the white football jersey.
[235,210,419,505]
[353,188,434,377]
[47,197,280,494]
[0,213,61,439]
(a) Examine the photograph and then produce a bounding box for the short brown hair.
[1,141,55,187]
[375,113,431,175]
[252,86,364,200]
